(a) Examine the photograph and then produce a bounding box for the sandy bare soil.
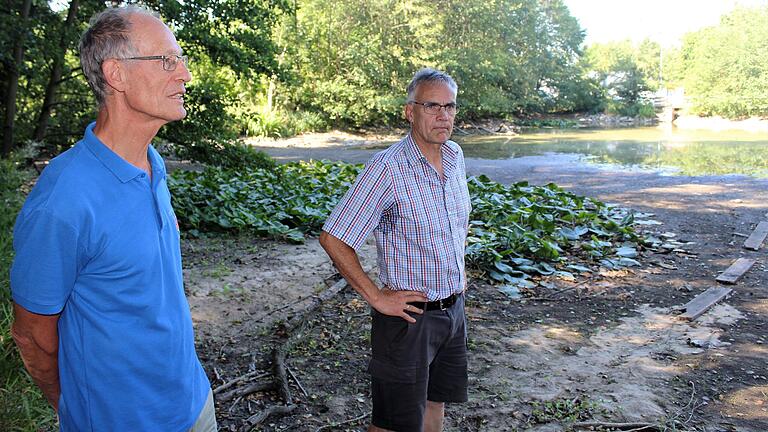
[185,133,768,431]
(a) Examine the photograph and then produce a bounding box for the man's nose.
[436,106,451,120]
[177,61,192,83]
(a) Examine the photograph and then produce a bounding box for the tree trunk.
[33,0,80,142]
[2,0,33,157]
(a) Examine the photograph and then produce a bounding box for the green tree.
[278,0,593,126]
[584,40,652,114]
[2,0,34,157]
[676,6,768,118]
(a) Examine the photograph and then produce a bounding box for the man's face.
[122,14,191,125]
[405,82,457,148]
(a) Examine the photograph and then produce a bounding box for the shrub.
[165,139,276,171]
[241,109,287,138]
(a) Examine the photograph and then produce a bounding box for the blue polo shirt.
[11,122,210,431]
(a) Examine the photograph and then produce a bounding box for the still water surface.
[455,127,768,177]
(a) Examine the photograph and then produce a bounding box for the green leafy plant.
[168,160,361,243]
[242,109,287,138]
[528,397,602,424]
[466,175,643,285]
[169,160,645,283]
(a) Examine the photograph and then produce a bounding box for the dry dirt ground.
[185,134,768,431]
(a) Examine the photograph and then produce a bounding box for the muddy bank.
[674,115,768,133]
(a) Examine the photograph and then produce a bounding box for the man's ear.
[404,103,413,123]
[102,58,127,94]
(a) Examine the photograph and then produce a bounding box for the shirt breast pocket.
[397,194,441,241]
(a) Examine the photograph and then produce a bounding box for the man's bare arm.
[11,302,61,410]
[319,231,427,323]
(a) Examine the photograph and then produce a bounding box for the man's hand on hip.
[372,289,428,323]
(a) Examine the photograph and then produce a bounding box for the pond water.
[455,127,768,177]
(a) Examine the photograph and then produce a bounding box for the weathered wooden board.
[678,287,733,321]
[743,221,768,250]
[715,258,756,284]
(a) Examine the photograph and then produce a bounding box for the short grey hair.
[79,6,160,105]
[406,68,458,101]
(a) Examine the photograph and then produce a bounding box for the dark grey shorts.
[368,294,468,431]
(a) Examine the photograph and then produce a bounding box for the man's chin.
[172,108,187,122]
[435,130,452,142]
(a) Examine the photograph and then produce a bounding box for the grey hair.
[79,6,161,105]
[406,68,458,101]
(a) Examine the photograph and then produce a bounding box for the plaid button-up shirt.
[323,134,471,301]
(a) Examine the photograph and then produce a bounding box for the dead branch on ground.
[572,421,659,431]
[235,271,369,430]
[313,411,371,432]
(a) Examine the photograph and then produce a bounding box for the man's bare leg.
[424,400,445,432]
[367,401,444,431]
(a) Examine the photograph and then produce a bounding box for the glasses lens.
[163,56,176,71]
[422,103,457,115]
[163,56,188,71]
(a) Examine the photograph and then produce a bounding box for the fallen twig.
[287,366,309,397]
[240,405,297,431]
[573,421,658,431]
[218,380,274,403]
[529,277,593,301]
[272,347,293,405]
[252,295,313,323]
[453,127,470,135]
[213,370,270,395]
[314,411,372,432]
[227,396,243,414]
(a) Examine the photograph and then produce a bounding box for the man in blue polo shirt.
[9,6,215,431]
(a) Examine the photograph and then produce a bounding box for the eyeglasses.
[409,101,458,116]
[117,55,189,71]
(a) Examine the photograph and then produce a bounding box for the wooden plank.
[715,258,756,284]
[678,287,732,321]
[743,221,768,250]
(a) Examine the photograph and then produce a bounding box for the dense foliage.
[278,0,595,126]
[583,40,658,117]
[584,5,768,120]
[169,160,360,242]
[0,0,289,157]
[2,1,765,160]
[169,160,645,284]
[671,7,768,118]
[163,138,277,171]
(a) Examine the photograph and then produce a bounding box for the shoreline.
[243,113,768,150]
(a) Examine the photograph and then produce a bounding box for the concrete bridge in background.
[650,88,688,123]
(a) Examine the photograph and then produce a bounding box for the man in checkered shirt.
[320,68,471,432]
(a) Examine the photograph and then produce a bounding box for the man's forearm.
[319,231,381,303]
[319,231,427,321]
[13,332,61,409]
[11,303,61,410]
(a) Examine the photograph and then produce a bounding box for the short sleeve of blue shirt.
[11,208,81,315]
